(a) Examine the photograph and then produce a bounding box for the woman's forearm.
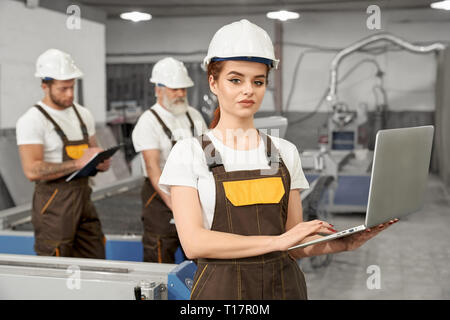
[182,227,278,260]
[172,186,334,260]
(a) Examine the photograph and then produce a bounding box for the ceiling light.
[120,11,152,22]
[266,10,300,21]
[430,0,450,10]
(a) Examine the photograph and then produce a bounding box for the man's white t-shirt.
[132,103,207,176]
[16,101,96,163]
[159,130,310,230]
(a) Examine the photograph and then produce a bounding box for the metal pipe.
[326,33,446,105]
[274,20,283,113]
[0,259,130,274]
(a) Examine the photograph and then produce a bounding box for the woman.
[159,19,397,300]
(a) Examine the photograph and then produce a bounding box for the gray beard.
[163,96,188,115]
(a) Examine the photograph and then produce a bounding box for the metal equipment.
[254,115,288,138]
[328,101,367,150]
[298,33,447,217]
[0,253,198,300]
[302,147,372,214]
[167,260,197,300]
[325,33,445,152]
[326,33,446,107]
[0,253,174,300]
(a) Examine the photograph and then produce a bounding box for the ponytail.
[207,61,225,129]
[209,107,220,129]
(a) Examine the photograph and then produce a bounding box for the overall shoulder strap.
[259,131,281,165]
[71,105,89,139]
[34,104,67,142]
[196,134,223,172]
[185,110,196,137]
[149,108,176,146]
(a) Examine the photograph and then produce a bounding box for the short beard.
[49,90,73,109]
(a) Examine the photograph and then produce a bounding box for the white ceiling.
[77,0,439,18]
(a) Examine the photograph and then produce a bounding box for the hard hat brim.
[149,78,194,89]
[203,56,279,70]
[35,70,83,80]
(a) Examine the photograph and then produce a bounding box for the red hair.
[207,61,224,129]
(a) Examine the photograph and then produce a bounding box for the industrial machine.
[328,101,368,150]
[0,253,197,300]
[301,33,446,215]
[325,33,445,152]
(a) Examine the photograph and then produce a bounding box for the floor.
[300,174,450,300]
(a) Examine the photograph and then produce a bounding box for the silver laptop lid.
[365,126,434,228]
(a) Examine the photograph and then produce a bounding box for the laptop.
[289,125,434,250]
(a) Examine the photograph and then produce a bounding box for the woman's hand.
[341,218,399,251]
[275,219,337,251]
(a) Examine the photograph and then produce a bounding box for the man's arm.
[142,149,172,210]
[88,135,99,148]
[18,144,102,182]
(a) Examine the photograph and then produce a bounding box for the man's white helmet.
[35,49,83,80]
[203,19,279,69]
[150,57,194,89]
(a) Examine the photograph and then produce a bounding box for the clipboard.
[65,144,123,182]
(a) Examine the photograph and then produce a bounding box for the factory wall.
[0,3,446,133]
[283,9,449,114]
[0,0,107,129]
[106,14,276,111]
[105,9,450,115]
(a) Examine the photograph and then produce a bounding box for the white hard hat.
[203,19,279,69]
[35,49,83,80]
[150,57,194,89]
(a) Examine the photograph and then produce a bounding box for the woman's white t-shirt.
[159,130,309,230]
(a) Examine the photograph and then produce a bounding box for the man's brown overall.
[31,105,105,258]
[141,108,195,263]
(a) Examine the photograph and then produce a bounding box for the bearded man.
[132,57,206,263]
[16,49,110,258]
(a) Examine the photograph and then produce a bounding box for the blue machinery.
[167,260,197,300]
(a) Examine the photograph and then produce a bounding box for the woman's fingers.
[365,218,399,234]
[308,219,335,230]
[354,218,400,247]
[303,220,337,236]
[340,218,400,251]
[280,219,339,251]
